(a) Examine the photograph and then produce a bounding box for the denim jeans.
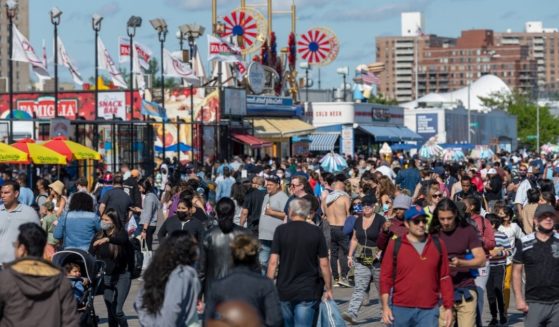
[259,240,272,275]
[280,300,319,327]
[391,306,439,327]
[103,271,131,327]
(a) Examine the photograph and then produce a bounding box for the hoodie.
[0,258,79,327]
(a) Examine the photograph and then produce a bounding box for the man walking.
[512,204,559,326]
[99,174,133,226]
[258,175,288,274]
[240,176,266,234]
[267,198,333,326]
[0,180,40,265]
[380,206,453,327]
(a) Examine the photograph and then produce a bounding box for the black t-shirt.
[100,187,133,225]
[271,221,328,301]
[242,188,266,227]
[513,233,559,303]
[353,215,385,247]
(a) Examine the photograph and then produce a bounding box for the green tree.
[479,91,559,149]
[368,93,398,105]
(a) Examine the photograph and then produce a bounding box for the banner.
[119,37,152,69]
[163,49,199,83]
[98,92,126,120]
[132,42,146,90]
[141,100,167,120]
[207,35,241,63]
[98,38,127,88]
[57,36,83,85]
[11,25,49,79]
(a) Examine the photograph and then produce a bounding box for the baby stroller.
[52,248,106,327]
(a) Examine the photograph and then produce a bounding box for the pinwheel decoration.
[320,152,348,173]
[297,27,339,67]
[419,137,443,160]
[222,7,267,55]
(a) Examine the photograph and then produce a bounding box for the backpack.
[392,236,442,289]
[129,237,144,279]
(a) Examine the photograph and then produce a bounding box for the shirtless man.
[323,174,351,287]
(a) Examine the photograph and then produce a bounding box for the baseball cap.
[534,204,556,219]
[404,206,427,221]
[487,168,497,175]
[266,175,281,184]
[362,195,377,207]
[393,194,412,210]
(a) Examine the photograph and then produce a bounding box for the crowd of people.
[0,152,558,326]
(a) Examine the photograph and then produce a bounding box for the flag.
[163,49,199,84]
[192,47,207,80]
[98,38,127,89]
[416,25,425,36]
[361,71,381,86]
[119,37,152,69]
[141,99,167,120]
[207,35,241,63]
[42,39,47,70]
[57,36,83,85]
[132,42,145,90]
[11,25,49,79]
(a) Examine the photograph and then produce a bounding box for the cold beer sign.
[97,92,126,120]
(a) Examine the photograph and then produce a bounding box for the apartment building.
[0,0,31,92]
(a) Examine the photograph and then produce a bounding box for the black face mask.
[538,225,555,234]
[177,211,189,221]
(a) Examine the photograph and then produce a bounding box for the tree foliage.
[368,93,398,105]
[479,91,559,149]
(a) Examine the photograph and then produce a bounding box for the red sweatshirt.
[470,213,496,255]
[380,235,454,309]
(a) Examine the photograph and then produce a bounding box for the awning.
[395,127,422,141]
[252,118,315,138]
[358,125,399,142]
[231,133,272,148]
[309,133,339,152]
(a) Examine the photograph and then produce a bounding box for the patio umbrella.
[43,136,101,161]
[320,152,348,173]
[471,145,494,160]
[12,138,67,165]
[0,142,29,164]
[418,137,443,160]
[541,143,559,155]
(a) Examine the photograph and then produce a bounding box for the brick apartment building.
[377,13,559,103]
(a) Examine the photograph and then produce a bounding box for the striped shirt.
[489,230,512,266]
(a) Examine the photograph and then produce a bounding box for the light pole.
[50,7,62,119]
[179,23,205,162]
[299,61,311,102]
[127,15,142,168]
[467,81,471,143]
[150,18,168,161]
[337,66,349,102]
[6,1,17,143]
[92,14,103,155]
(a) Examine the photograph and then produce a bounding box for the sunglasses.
[432,193,443,199]
[410,218,428,225]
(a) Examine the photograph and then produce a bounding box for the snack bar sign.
[97,92,126,120]
[16,96,78,118]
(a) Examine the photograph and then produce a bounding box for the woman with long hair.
[135,231,201,326]
[53,192,100,251]
[48,180,67,217]
[139,178,161,251]
[90,208,132,327]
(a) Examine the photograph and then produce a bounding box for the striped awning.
[252,118,315,138]
[309,133,339,152]
[231,133,272,148]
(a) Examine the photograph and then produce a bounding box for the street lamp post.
[50,7,62,119]
[337,66,349,102]
[150,19,168,162]
[467,81,471,143]
[92,14,103,159]
[179,24,205,163]
[6,1,17,143]
[299,61,310,102]
[127,15,142,168]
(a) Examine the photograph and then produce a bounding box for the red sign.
[0,91,142,120]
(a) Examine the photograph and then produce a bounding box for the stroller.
[52,248,106,327]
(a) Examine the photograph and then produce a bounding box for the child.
[65,262,88,307]
[41,202,58,261]
[486,213,512,326]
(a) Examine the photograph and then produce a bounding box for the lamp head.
[127,15,142,28]
[6,0,17,17]
[50,6,62,24]
[299,61,310,70]
[92,14,103,31]
[336,66,349,76]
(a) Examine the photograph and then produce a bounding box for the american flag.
[361,71,381,85]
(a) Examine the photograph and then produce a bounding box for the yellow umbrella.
[0,142,29,164]
[12,139,67,165]
[43,136,101,161]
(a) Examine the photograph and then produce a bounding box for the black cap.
[362,195,377,206]
[266,175,281,184]
[535,204,556,219]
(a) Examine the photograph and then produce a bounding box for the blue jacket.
[395,168,421,194]
[53,211,100,252]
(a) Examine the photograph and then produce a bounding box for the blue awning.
[309,133,339,152]
[395,127,422,141]
[358,125,400,142]
[315,125,343,133]
[392,143,419,151]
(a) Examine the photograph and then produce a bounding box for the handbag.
[317,299,346,327]
[141,238,153,271]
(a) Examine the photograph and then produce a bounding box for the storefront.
[305,102,421,157]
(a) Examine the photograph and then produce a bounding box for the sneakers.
[342,312,357,325]
[488,318,498,326]
[333,278,340,287]
[500,315,508,325]
[337,277,352,288]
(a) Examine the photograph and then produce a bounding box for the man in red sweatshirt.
[380,206,454,327]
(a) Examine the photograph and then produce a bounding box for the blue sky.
[27,0,559,90]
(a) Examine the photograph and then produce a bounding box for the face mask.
[177,211,189,220]
[100,221,113,231]
[383,203,390,212]
[352,204,363,214]
[538,225,554,234]
[348,170,354,177]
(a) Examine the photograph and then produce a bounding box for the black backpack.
[392,235,442,290]
[129,237,144,279]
